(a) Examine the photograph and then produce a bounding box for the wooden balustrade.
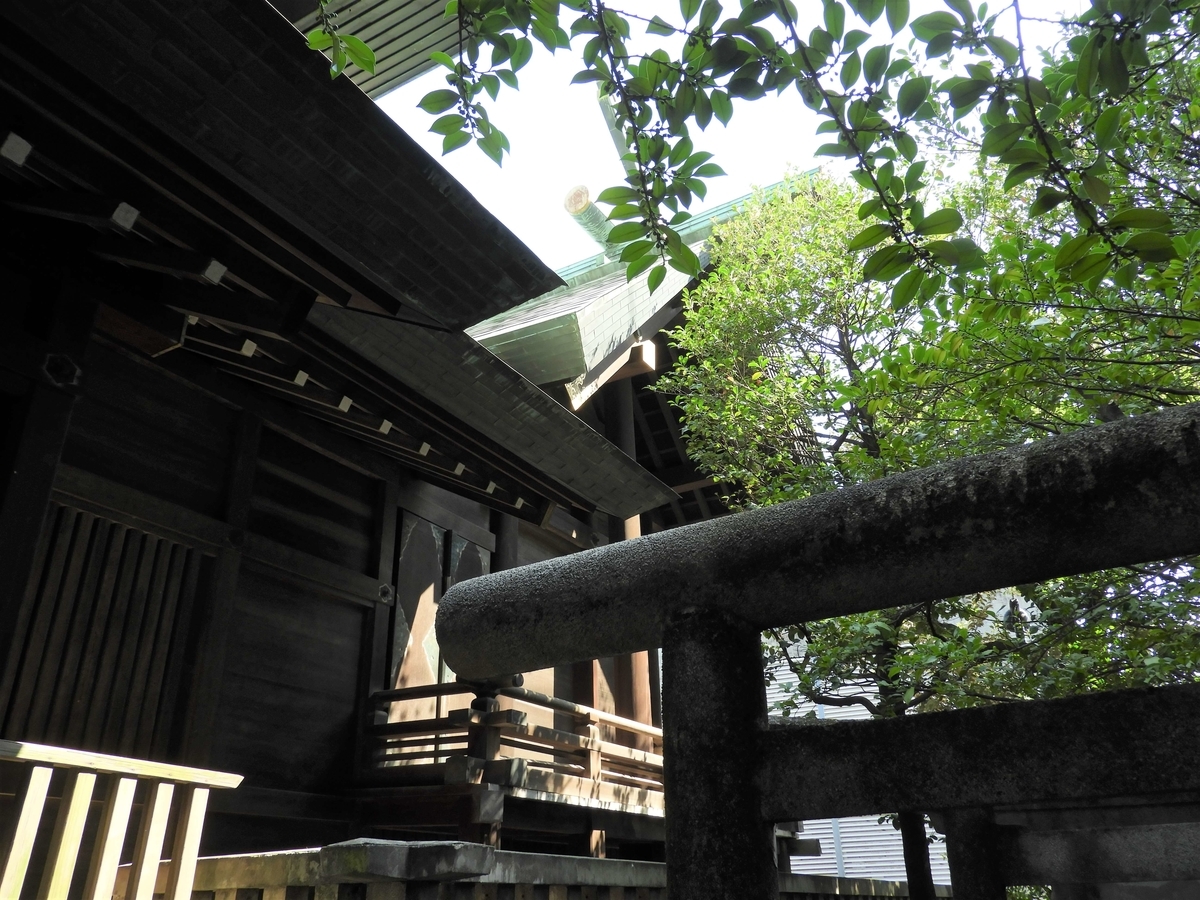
[0,740,241,900]
[368,683,664,810]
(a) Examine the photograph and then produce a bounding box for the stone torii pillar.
[436,404,1200,900]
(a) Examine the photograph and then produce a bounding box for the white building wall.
[765,669,952,883]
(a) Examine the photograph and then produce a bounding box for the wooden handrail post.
[36,769,97,900]
[164,785,211,900]
[126,780,175,900]
[0,765,53,900]
[83,776,138,900]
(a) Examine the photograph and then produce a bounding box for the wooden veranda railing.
[365,682,664,812]
[0,740,241,900]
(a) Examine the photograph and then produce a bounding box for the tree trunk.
[897,810,937,900]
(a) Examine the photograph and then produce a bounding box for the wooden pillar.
[944,808,1006,900]
[492,511,520,573]
[613,381,653,750]
[180,412,260,764]
[0,281,95,723]
[662,607,777,900]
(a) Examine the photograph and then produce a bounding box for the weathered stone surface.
[1003,821,1200,884]
[438,402,1200,679]
[662,609,778,900]
[758,683,1200,821]
[318,839,493,882]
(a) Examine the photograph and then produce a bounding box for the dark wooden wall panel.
[61,345,236,518]
[0,502,210,758]
[249,427,377,574]
[208,562,365,792]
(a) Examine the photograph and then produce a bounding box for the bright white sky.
[377,2,1079,271]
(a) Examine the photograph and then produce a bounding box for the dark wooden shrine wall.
[1,329,626,851]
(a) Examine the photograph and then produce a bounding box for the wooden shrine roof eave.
[273,0,459,99]
[303,306,679,520]
[0,1,562,332]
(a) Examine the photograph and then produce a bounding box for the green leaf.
[894,132,918,162]
[341,35,376,74]
[851,0,885,25]
[477,132,504,165]
[728,79,766,100]
[510,37,534,71]
[441,130,471,154]
[430,50,456,70]
[608,221,651,243]
[980,123,1025,157]
[1030,188,1070,217]
[680,0,701,23]
[1098,36,1130,95]
[824,1,845,41]
[1081,173,1111,206]
[647,15,675,36]
[890,267,922,309]
[913,208,963,236]
[1076,35,1098,97]
[694,163,727,178]
[596,186,643,205]
[1054,233,1102,270]
[620,240,654,262]
[430,114,465,135]
[1003,161,1046,191]
[669,242,702,276]
[864,45,890,85]
[307,29,333,51]
[863,243,913,281]
[419,89,460,114]
[925,32,954,58]
[647,264,667,293]
[1108,208,1172,230]
[1126,232,1179,263]
[897,77,928,118]
[848,223,893,251]
[984,35,1019,67]
[1093,106,1121,152]
[841,51,862,89]
[1067,252,1113,282]
[925,240,959,264]
[571,70,604,84]
[711,90,733,126]
[885,0,908,34]
[910,11,959,41]
[626,253,657,282]
[948,79,991,111]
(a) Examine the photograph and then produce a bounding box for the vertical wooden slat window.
[0,502,211,758]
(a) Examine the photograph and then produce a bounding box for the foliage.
[656,173,1200,719]
[405,0,1200,306]
[307,0,377,79]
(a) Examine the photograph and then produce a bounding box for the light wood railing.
[0,740,241,900]
[366,683,664,811]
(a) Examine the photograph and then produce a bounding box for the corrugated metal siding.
[766,666,952,883]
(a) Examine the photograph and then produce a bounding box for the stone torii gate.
[436,403,1200,899]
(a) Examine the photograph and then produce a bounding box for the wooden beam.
[165,279,314,339]
[92,236,226,284]
[7,192,138,230]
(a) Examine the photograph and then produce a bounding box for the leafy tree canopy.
[656,171,1200,719]
[405,0,1200,306]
